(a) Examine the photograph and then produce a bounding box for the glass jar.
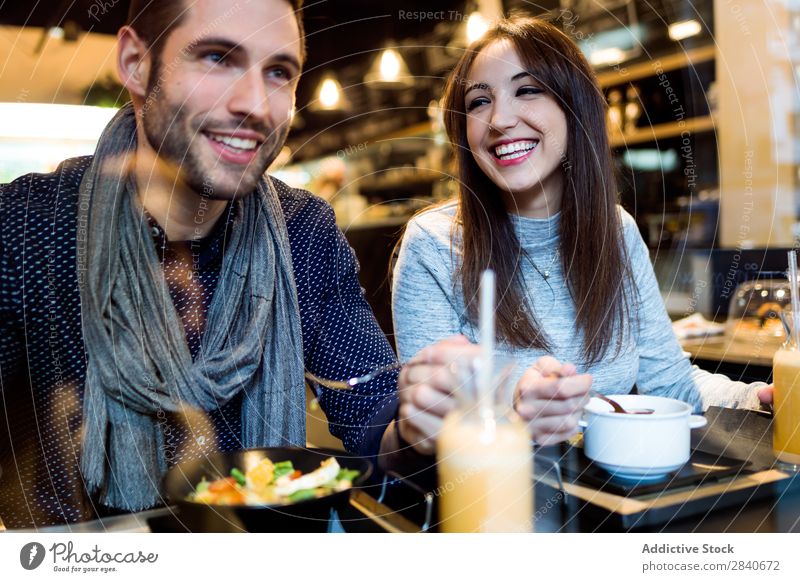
[436,357,533,533]
[726,278,792,344]
[773,340,800,469]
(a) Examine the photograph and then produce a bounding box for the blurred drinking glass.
[773,338,800,471]
[436,357,534,532]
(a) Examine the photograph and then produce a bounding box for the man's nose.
[228,69,269,122]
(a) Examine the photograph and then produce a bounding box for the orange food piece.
[245,458,275,494]
[206,477,245,504]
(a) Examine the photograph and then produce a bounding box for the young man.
[0,0,589,529]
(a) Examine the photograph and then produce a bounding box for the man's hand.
[513,356,592,445]
[396,335,481,455]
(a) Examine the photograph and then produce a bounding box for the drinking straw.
[479,269,496,416]
[789,250,800,348]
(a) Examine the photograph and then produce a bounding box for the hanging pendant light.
[364,45,414,88]
[446,0,502,54]
[310,73,350,112]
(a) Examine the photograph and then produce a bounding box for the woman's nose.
[489,96,519,132]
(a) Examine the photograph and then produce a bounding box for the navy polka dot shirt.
[0,156,399,529]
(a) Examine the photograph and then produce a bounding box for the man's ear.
[117,26,151,100]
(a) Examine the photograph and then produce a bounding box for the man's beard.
[141,72,288,199]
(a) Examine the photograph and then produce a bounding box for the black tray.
[531,408,795,530]
[538,447,753,498]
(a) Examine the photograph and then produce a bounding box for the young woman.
[392,16,771,446]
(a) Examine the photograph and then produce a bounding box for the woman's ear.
[117,26,151,100]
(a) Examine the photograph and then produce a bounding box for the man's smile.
[201,129,265,164]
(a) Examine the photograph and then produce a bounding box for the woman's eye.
[518,86,544,96]
[466,97,490,111]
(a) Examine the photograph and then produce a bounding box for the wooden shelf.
[597,45,716,88]
[609,115,716,148]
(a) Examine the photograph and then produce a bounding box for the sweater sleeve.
[391,213,464,362]
[624,213,761,411]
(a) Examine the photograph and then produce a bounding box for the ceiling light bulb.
[466,13,489,44]
[379,49,402,82]
[318,78,341,109]
[364,45,413,87]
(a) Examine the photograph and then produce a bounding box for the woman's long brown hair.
[441,16,633,365]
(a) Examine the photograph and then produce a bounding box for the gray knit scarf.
[77,104,306,511]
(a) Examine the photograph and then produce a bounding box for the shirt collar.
[144,202,237,269]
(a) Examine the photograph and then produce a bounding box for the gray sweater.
[392,201,762,411]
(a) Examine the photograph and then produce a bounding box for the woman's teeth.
[207,133,259,151]
[494,140,538,160]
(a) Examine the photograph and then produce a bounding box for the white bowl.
[579,394,707,480]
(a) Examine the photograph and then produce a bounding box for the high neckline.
[510,210,561,249]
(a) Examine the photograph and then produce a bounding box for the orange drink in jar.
[773,345,800,467]
[436,358,533,532]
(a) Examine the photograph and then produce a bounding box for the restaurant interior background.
[1,0,798,443]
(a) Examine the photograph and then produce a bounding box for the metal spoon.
[590,390,654,415]
[305,362,403,391]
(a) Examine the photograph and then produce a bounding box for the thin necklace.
[527,248,560,281]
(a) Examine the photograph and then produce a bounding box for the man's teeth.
[494,140,538,159]
[207,133,259,151]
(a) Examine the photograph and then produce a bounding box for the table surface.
[6,411,799,534]
[14,473,799,534]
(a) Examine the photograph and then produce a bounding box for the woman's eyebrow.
[510,71,535,82]
[465,82,490,96]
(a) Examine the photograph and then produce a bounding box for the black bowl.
[164,447,373,532]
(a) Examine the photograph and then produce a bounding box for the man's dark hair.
[126,0,306,64]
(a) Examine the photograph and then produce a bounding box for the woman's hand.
[757,384,774,405]
[396,335,481,455]
[514,356,592,445]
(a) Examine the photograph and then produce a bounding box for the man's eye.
[203,51,230,65]
[267,66,291,81]
[466,97,490,111]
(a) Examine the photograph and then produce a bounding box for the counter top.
[680,334,779,367]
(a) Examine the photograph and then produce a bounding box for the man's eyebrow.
[271,52,303,74]
[186,37,241,55]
